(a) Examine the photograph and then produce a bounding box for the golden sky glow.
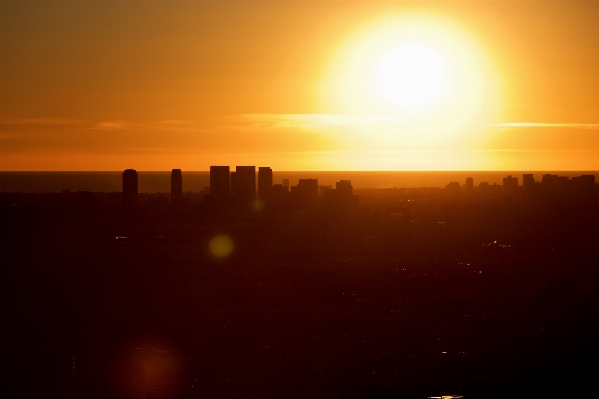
[1,1,599,171]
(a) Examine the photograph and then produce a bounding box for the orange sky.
[1,1,599,171]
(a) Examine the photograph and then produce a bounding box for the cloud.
[228,114,403,132]
[2,116,213,135]
[153,119,193,125]
[148,119,211,133]
[0,117,84,126]
[90,120,128,131]
[91,119,210,133]
[490,122,599,129]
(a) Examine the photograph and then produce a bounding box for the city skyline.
[123,166,597,201]
[2,1,599,171]
[4,3,599,393]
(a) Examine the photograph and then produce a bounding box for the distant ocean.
[1,171,597,193]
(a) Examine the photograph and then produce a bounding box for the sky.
[1,0,599,171]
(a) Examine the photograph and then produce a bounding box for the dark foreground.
[2,189,599,398]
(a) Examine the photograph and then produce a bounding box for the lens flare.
[252,198,265,212]
[209,235,234,258]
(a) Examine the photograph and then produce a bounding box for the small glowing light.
[252,199,265,212]
[209,235,234,258]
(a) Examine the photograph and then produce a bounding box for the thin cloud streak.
[1,117,213,134]
[491,122,599,129]
[0,117,85,126]
[89,120,129,131]
[293,148,599,155]
[86,119,211,134]
[228,114,403,132]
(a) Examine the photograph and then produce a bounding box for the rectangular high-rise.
[336,180,353,196]
[258,167,273,199]
[171,169,182,211]
[503,175,518,196]
[466,177,474,191]
[210,166,230,202]
[324,180,358,211]
[231,166,256,209]
[122,169,138,205]
[523,174,535,191]
[297,179,318,197]
[290,178,318,209]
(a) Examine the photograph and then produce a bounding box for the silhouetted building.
[282,179,290,189]
[503,175,518,196]
[489,183,503,195]
[171,169,182,211]
[271,184,289,207]
[319,185,333,196]
[336,180,353,196]
[258,167,273,200]
[324,180,359,211]
[122,169,138,205]
[296,179,318,196]
[272,184,288,194]
[465,177,473,191]
[446,182,461,193]
[523,173,535,190]
[571,174,595,186]
[291,178,319,209]
[542,174,559,185]
[210,166,230,202]
[231,166,256,211]
[542,174,569,193]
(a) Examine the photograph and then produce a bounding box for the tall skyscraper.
[523,174,535,192]
[171,169,182,211]
[466,177,474,190]
[503,175,518,196]
[258,167,273,199]
[122,169,138,205]
[231,166,256,210]
[210,166,230,202]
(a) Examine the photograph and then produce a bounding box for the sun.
[372,42,449,112]
[319,14,503,147]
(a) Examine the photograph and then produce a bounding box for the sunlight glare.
[373,42,449,111]
[320,14,503,149]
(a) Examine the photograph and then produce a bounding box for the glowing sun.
[373,42,449,111]
[320,15,503,147]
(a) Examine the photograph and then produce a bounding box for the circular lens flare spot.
[373,42,449,111]
[252,198,265,212]
[209,235,234,258]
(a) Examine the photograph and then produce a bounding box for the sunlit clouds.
[91,121,129,131]
[3,113,599,171]
[490,123,599,130]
